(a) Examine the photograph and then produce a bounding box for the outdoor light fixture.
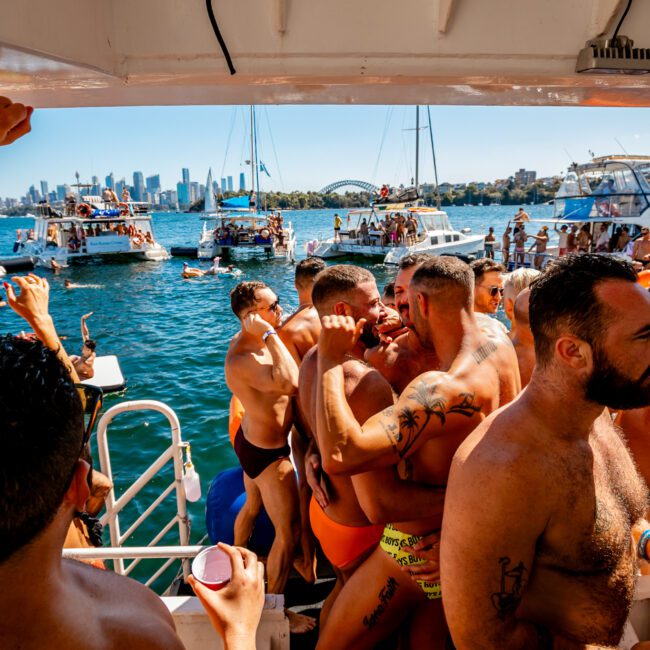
[576,36,650,75]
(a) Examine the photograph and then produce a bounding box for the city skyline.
[1,104,649,201]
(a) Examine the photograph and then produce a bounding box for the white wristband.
[262,328,277,342]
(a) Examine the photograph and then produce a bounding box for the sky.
[1,104,649,198]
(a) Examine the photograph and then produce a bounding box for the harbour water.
[0,204,552,587]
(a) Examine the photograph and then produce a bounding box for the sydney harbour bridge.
[319,179,378,194]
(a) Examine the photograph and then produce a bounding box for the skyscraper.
[239,172,246,191]
[221,178,227,193]
[227,176,233,192]
[177,181,190,205]
[91,176,100,195]
[182,168,190,185]
[40,181,49,198]
[146,174,161,193]
[133,171,145,202]
[56,185,67,201]
[105,173,115,190]
[115,179,125,198]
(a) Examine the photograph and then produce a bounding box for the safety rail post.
[95,400,191,580]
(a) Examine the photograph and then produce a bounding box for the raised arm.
[441,443,553,649]
[80,311,93,342]
[5,274,79,382]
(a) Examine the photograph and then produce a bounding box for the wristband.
[262,328,277,342]
[639,529,650,562]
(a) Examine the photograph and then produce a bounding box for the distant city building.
[514,168,537,186]
[40,181,49,198]
[133,171,145,201]
[190,182,200,202]
[115,179,125,198]
[177,181,190,205]
[48,191,57,203]
[146,174,161,193]
[105,173,115,190]
[220,177,227,192]
[212,180,220,195]
[227,176,233,192]
[182,168,190,185]
[239,172,246,191]
[90,175,100,195]
[438,182,453,193]
[56,184,67,201]
[28,185,41,204]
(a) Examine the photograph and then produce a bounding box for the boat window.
[557,171,591,198]
[453,234,460,241]
[445,235,452,243]
[430,236,439,245]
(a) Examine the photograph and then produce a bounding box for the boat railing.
[94,400,192,586]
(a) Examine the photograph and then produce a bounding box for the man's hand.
[242,313,273,338]
[377,306,408,343]
[0,97,33,146]
[305,452,329,508]
[318,315,364,363]
[189,543,264,648]
[81,311,94,321]
[402,530,441,583]
[5,274,51,328]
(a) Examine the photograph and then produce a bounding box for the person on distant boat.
[380,184,389,199]
[554,223,569,256]
[566,223,579,253]
[441,254,650,649]
[617,226,632,253]
[577,224,591,253]
[527,225,550,270]
[333,213,342,243]
[513,206,529,222]
[632,227,650,268]
[484,226,496,259]
[0,95,33,146]
[513,224,528,267]
[121,186,131,202]
[225,281,315,634]
[594,222,611,252]
[501,225,512,267]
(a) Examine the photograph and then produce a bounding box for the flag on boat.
[259,161,271,177]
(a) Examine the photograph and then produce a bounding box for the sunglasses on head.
[488,286,504,298]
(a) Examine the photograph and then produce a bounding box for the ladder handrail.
[95,400,191,580]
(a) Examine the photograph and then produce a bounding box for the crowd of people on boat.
[337,211,420,247]
[3,97,650,650]
[211,212,286,247]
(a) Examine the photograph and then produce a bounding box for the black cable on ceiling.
[612,0,633,44]
[206,0,236,75]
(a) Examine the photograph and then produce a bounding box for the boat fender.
[77,203,92,218]
[118,202,130,216]
[205,467,275,554]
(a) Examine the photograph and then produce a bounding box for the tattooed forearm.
[447,393,481,418]
[363,576,399,629]
[490,556,529,621]
[472,340,498,365]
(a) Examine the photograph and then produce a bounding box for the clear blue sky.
[1,104,649,198]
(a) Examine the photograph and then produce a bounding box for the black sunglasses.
[488,286,504,298]
[75,383,104,449]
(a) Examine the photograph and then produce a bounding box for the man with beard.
[366,253,440,393]
[315,257,521,649]
[225,281,314,633]
[442,254,650,649]
[299,265,445,627]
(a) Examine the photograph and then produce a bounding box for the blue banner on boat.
[90,209,121,217]
[220,196,250,209]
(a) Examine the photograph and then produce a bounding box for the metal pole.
[427,106,442,209]
[253,106,261,212]
[250,106,255,200]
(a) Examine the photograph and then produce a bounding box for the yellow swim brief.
[379,523,442,600]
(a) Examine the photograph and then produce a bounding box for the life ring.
[77,203,92,218]
[260,228,271,239]
[118,202,130,216]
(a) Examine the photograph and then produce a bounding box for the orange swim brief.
[309,495,383,570]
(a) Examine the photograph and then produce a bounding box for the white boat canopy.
[2,0,650,107]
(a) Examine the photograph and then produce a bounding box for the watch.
[639,529,650,562]
[262,328,277,342]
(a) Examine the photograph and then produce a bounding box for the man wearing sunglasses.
[469,258,505,316]
[225,281,315,633]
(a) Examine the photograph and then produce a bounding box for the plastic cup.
[191,546,232,591]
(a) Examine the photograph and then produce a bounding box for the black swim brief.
[234,426,291,479]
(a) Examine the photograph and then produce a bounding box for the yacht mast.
[426,106,442,209]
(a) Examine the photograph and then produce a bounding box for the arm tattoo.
[472,340,498,364]
[447,393,481,418]
[490,556,529,621]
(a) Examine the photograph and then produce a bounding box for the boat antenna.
[415,106,420,191]
[426,106,442,209]
[563,148,576,165]
[253,106,261,212]
[205,0,236,75]
[615,137,630,155]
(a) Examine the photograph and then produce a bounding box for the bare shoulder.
[67,560,183,649]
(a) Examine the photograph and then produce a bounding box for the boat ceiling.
[2,0,650,107]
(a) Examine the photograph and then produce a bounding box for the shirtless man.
[300,265,445,626]
[224,281,314,633]
[510,288,536,387]
[632,227,650,268]
[442,254,650,648]
[470,258,505,315]
[366,253,440,393]
[527,225,549,270]
[69,312,96,380]
[502,267,540,330]
[277,256,325,583]
[316,256,521,649]
[502,226,512,267]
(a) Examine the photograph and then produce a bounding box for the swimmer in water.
[64,279,104,289]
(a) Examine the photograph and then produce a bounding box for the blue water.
[0,204,552,587]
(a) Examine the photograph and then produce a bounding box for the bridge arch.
[319,179,378,194]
